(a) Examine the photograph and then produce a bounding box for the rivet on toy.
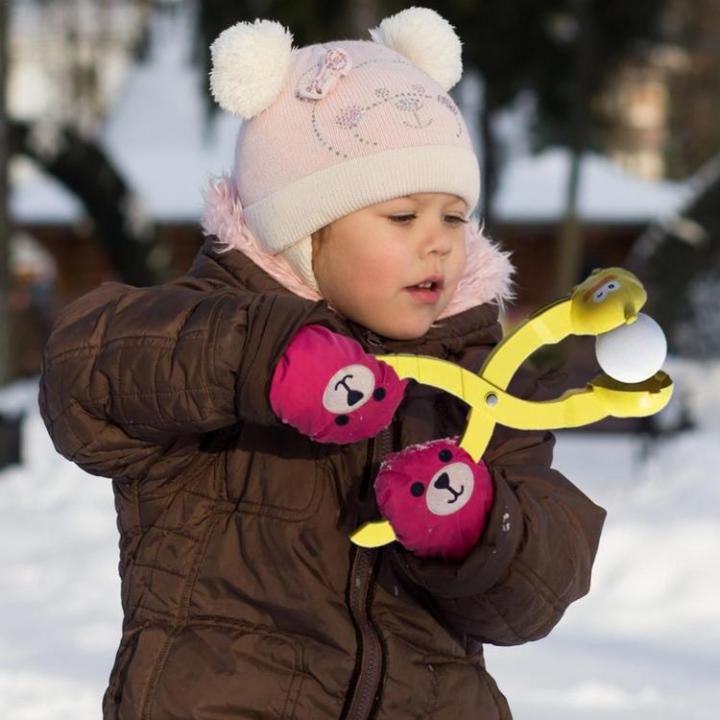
[350,268,673,555]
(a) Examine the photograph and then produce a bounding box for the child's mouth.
[405,277,443,304]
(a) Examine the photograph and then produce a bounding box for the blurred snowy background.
[2,0,720,718]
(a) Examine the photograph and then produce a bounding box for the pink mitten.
[375,438,494,560]
[269,324,408,443]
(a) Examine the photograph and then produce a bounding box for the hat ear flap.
[210,19,294,119]
[368,7,463,92]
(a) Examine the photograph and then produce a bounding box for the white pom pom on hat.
[369,6,463,91]
[209,7,463,119]
[209,18,294,119]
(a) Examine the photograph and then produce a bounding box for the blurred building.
[601,57,676,180]
[7,0,160,375]
[9,0,149,133]
[664,0,720,178]
[600,0,720,181]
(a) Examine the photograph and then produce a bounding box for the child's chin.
[375,318,434,341]
[346,305,439,341]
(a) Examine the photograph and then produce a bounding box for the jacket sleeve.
[38,277,334,481]
[387,364,607,647]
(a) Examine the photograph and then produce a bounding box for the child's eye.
[389,214,416,224]
[445,215,469,225]
[389,214,468,225]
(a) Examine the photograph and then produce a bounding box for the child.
[38,7,606,719]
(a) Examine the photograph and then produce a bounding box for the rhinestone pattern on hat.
[335,105,365,129]
[294,54,465,160]
[331,85,462,156]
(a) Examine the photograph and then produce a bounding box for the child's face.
[311,193,468,340]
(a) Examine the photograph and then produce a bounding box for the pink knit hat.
[207,7,480,292]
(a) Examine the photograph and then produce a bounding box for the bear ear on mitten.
[269,324,408,444]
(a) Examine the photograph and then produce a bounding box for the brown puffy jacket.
[38,240,606,719]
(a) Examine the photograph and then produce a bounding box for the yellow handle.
[349,519,397,548]
[378,353,673,459]
[375,268,668,462]
[355,268,671,550]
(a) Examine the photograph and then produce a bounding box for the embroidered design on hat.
[297,46,352,100]
[326,84,463,156]
[335,104,365,129]
[392,83,432,129]
[297,55,466,159]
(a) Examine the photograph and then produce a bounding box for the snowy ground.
[1,359,719,719]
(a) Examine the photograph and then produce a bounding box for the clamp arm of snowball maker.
[350,267,673,550]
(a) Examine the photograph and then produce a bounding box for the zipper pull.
[364,330,385,353]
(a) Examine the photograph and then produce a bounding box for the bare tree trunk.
[479,85,499,232]
[557,149,584,294]
[346,0,379,35]
[0,0,13,385]
[7,119,169,287]
[556,0,593,296]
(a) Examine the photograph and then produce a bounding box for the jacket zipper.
[342,331,393,720]
[343,544,383,720]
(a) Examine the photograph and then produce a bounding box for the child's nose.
[420,229,453,257]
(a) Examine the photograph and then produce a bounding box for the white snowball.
[595,313,668,383]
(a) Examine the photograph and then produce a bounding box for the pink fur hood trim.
[200,174,515,319]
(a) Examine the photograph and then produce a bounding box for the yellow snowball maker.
[350,268,673,549]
